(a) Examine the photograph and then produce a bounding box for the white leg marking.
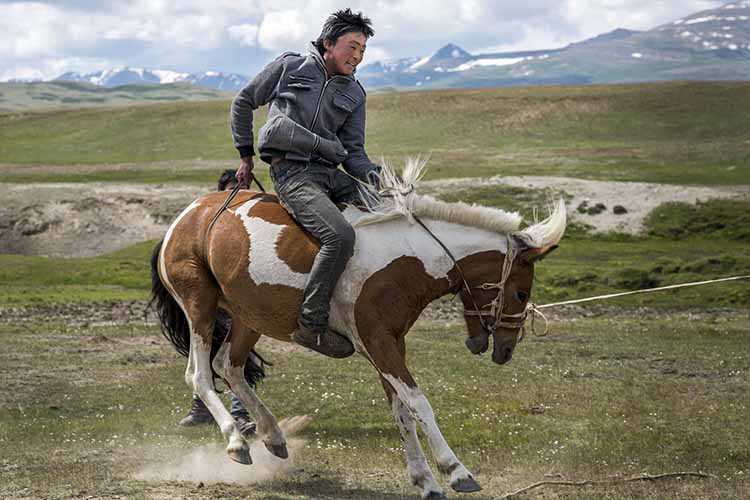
[382,374,475,485]
[391,395,443,498]
[189,333,246,453]
[213,340,285,447]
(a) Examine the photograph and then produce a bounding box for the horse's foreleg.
[368,337,481,494]
[213,321,288,459]
[382,371,481,493]
[380,373,445,500]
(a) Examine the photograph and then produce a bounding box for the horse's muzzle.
[492,344,514,364]
[465,333,489,355]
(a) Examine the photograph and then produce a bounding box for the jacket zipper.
[309,56,349,131]
[310,75,346,131]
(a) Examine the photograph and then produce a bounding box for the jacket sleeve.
[338,99,381,183]
[230,56,288,158]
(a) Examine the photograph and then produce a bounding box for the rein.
[202,173,266,263]
[413,215,527,340]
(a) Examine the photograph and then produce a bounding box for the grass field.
[1,80,749,499]
[2,81,749,186]
[1,311,747,500]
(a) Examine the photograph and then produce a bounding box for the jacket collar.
[307,41,356,81]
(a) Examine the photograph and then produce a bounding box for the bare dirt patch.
[422,175,750,233]
[1,176,749,258]
[0,182,207,257]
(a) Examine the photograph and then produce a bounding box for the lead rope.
[523,275,750,337]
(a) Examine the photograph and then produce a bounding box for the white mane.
[354,157,566,248]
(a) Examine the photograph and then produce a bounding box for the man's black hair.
[315,8,374,54]
[217,169,238,191]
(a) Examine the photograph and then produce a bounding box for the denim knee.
[337,224,356,258]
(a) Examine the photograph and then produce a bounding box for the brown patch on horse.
[354,256,451,362]
[277,226,319,273]
[208,199,306,343]
[237,193,320,274]
[243,193,289,225]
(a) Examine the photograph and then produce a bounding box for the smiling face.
[323,31,367,76]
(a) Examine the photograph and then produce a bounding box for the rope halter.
[461,234,534,343]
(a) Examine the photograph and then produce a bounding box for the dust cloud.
[134,415,310,485]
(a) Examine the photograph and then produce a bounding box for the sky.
[0,0,730,81]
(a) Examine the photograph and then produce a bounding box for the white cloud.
[0,0,730,80]
[362,46,389,64]
[257,10,313,50]
[228,23,260,46]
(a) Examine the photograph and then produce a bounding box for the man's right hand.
[318,137,348,165]
[236,156,254,187]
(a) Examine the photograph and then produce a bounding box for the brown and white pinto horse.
[150,161,566,499]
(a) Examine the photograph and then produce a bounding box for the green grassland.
[1,80,749,499]
[1,311,747,499]
[2,81,749,185]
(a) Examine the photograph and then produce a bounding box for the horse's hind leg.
[213,320,288,459]
[174,271,251,464]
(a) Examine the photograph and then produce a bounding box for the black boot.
[292,323,355,359]
[179,394,214,426]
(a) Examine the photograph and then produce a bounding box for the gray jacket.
[231,42,379,182]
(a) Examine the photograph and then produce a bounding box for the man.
[178,169,256,435]
[231,9,380,359]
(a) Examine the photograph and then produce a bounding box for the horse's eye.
[516,291,528,302]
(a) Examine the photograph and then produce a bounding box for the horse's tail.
[149,239,268,388]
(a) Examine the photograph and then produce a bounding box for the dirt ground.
[1,176,748,258]
[425,175,750,234]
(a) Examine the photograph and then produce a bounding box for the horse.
[150,159,566,499]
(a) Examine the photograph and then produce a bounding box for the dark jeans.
[192,392,248,418]
[270,160,361,332]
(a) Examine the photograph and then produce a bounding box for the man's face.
[323,31,367,76]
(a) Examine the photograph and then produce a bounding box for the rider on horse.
[231,9,380,359]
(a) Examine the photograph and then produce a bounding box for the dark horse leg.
[212,317,289,459]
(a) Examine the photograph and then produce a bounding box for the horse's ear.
[519,245,558,264]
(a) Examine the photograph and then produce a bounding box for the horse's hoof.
[227,445,252,465]
[264,441,289,459]
[423,491,448,500]
[450,475,482,493]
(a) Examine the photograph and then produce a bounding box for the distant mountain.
[357,43,565,87]
[358,1,750,88]
[55,67,249,91]
[14,1,750,94]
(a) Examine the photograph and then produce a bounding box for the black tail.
[149,239,269,388]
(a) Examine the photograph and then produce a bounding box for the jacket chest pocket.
[328,92,357,129]
[280,71,316,97]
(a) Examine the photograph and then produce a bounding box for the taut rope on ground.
[523,275,750,337]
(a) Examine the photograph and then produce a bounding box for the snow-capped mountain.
[358,1,750,88]
[32,1,750,92]
[357,44,563,87]
[55,67,249,91]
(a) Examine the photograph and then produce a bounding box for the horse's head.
[459,200,566,365]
